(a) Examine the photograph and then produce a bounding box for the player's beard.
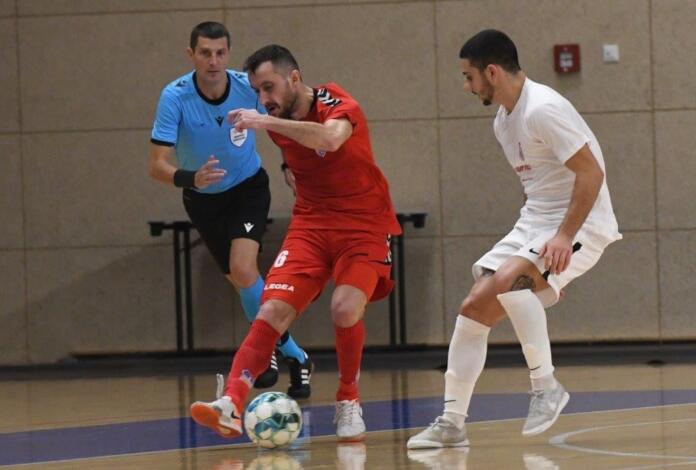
[479,75,494,107]
[277,89,298,119]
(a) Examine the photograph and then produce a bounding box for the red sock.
[225,319,280,408]
[335,319,365,401]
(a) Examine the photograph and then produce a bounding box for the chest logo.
[215,116,224,126]
[230,128,248,147]
[316,149,327,157]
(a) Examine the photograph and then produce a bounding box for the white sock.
[443,315,490,425]
[497,289,555,391]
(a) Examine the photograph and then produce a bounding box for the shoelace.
[527,390,547,414]
[428,415,456,431]
[335,401,360,426]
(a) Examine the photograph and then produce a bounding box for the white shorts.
[473,219,616,307]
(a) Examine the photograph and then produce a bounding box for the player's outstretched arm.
[539,144,604,274]
[228,108,352,152]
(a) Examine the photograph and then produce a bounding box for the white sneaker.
[334,399,366,441]
[407,416,469,449]
[522,379,570,436]
[407,447,470,469]
[190,375,242,438]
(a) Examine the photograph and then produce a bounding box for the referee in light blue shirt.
[148,22,312,399]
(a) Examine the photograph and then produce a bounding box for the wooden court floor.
[2,361,696,469]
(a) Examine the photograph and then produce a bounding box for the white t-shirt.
[493,78,621,242]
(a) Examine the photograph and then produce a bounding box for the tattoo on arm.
[511,275,535,291]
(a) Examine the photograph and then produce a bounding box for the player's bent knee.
[257,300,295,332]
[227,264,258,288]
[460,294,486,318]
[331,301,364,328]
[460,294,503,326]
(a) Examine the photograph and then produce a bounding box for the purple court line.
[1,389,696,466]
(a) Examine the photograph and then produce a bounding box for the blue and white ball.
[244,392,303,448]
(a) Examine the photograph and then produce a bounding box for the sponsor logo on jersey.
[230,128,248,147]
[316,149,327,157]
[244,222,254,233]
[215,116,224,126]
[175,80,186,87]
[264,283,296,292]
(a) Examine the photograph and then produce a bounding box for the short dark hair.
[190,21,230,50]
[459,29,521,73]
[243,44,299,74]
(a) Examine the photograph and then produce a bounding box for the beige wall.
[1,0,693,365]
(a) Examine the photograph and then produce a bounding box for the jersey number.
[274,250,289,268]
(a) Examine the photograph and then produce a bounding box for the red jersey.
[268,83,401,235]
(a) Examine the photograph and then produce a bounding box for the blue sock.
[239,276,264,322]
[278,331,307,363]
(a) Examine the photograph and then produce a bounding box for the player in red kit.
[190,44,401,442]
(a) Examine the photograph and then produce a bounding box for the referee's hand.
[195,156,226,189]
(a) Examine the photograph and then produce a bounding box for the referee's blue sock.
[239,275,307,363]
[278,332,307,363]
[239,275,264,322]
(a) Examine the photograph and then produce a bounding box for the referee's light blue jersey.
[151,70,265,194]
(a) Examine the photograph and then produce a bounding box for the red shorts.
[261,229,394,314]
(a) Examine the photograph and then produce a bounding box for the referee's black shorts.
[183,167,270,274]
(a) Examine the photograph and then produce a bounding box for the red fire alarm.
[554,44,580,73]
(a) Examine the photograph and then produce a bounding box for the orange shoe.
[190,395,242,438]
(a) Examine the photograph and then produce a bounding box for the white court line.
[614,461,696,470]
[549,417,696,463]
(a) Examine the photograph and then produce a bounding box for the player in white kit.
[408,29,621,449]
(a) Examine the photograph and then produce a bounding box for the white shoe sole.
[406,438,470,449]
[522,391,570,437]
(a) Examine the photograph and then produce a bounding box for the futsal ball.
[244,392,303,448]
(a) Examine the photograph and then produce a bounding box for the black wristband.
[280,162,289,171]
[173,169,197,188]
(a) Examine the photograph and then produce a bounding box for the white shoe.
[334,399,366,441]
[407,416,469,449]
[407,447,470,469]
[522,379,570,436]
[190,375,242,438]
